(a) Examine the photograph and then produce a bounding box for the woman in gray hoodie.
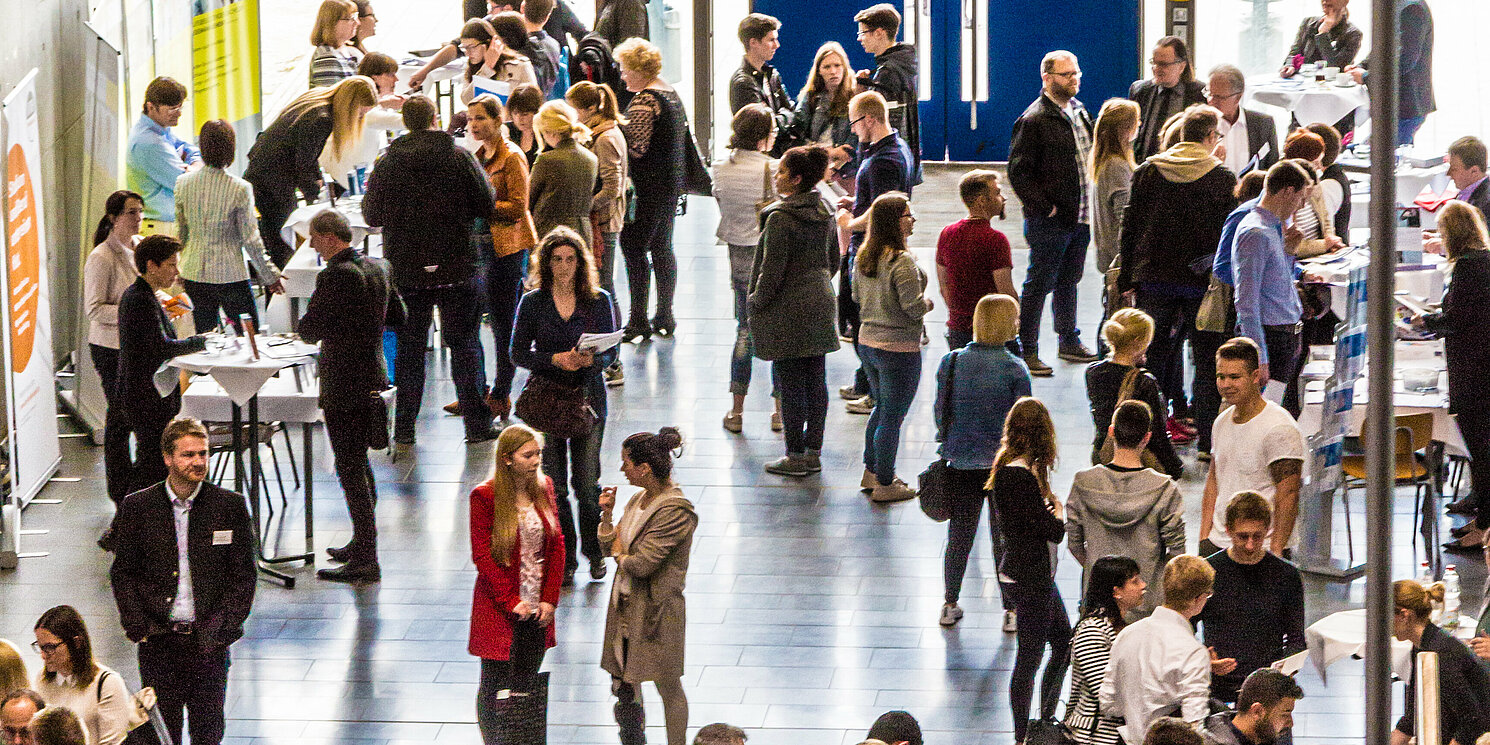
[1065,400,1186,615]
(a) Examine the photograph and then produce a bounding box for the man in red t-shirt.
[936,170,1020,352]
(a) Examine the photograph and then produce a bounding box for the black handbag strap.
[941,350,960,434]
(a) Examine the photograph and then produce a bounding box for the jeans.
[476,619,547,744]
[727,243,778,396]
[482,246,528,401]
[1137,284,1204,418]
[943,466,1012,609]
[89,345,133,503]
[1019,217,1089,355]
[620,194,678,329]
[597,230,620,299]
[183,279,258,334]
[1191,329,1226,451]
[1004,579,1072,741]
[324,404,381,564]
[1263,325,1303,417]
[138,633,230,745]
[252,183,298,268]
[1453,409,1490,530]
[773,356,827,454]
[859,345,922,485]
[1398,116,1427,146]
[393,280,489,438]
[545,417,605,572]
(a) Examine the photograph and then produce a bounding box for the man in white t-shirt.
[1200,337,1305,556]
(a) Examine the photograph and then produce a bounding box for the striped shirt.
[309,44,361,88]
[1063,616,1123,745]
[175,166,281,285]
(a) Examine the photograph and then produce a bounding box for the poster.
[191,0,261,167]
[2,70,63,508]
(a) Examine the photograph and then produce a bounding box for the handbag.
[1026,717,1080,745]
[681,118,713,197]
[515,373,598,440]
[98,671,174,745]
[1196,274,1233,334]
[483,671,550,745]
[1097,366,1164,471]
[917,350,959,522]
[754,159,776,215]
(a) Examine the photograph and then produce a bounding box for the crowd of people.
[9,0,1490,743]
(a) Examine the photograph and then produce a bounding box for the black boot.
[614,700,646,745]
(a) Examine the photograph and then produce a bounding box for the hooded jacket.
[748,192,840,360]
[865,44,921,183]
[362,129,495,289]
[1117,141,1237,292]
[1202,712,1261,745]
[1065,464,1186,615]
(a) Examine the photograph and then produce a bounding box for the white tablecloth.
[1298,247,1445,318]
[396,58,464,91]
[168,337,319,406]
[1305,609,1415,682]
[281,237,385,299]
[279,197,373,252]
[182,374,321,423]
[1297,340,1465,455]
[1249,77,1369,126]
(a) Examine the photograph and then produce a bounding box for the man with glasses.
[1129,36,1206,161]
[1007,50,1097,375]
[0,690,43,745]
[1207,65,1279,177]
[126,76,200,236]
[854,3,920,185]
[1198,492,1306,703]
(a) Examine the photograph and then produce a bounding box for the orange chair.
[1340,412,1437,554]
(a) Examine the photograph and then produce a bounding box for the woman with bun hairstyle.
[85,190,144,505]
[530,101,599,243]
[468,424,565,743]
[1085,308,1183,478]
[32,606,133,745]
[598,427,696,745]
[1391,579,1490,745]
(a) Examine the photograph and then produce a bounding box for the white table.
[1249,77,1370,127]
[1297,340,1462,453]
[281,234,384,302]
[1298,247,1445,319]
[1305,609,1415,683]
[170,337,320,587]
[279,196,373,254]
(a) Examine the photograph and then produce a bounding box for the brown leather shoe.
[441,400,460,415]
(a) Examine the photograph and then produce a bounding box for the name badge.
[212,530,233,545]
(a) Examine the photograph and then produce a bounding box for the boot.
[614,700,647,745]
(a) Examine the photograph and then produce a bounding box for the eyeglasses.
[1150,58,1185,68]
[460,43,486,54]
[848,114,868,129]
[340,16,358,23]
[361,13,376,19]
[1203,87,1242,100]
[1049,70,1082,79]
[31,640,64,654]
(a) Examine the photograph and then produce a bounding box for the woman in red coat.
[469,423,566,742]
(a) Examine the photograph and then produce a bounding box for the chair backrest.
[1398,412,1435,452]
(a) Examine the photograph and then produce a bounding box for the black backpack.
[569,33,622,95]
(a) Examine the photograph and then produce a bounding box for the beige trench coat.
[599,486,697,683]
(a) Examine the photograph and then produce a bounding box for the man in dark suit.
[1129,36,1206,161]
[1345,0,1434,145]
[1207,65,1280,177]
[116,235,206,494]
[1278,0,1363,76]
[297,210,406,583]
[1447,136,1490,221]
[110,417,256,745]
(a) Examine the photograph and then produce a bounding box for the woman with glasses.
[350,0,378,55]
[32,606,133,745]
[309,0,363,88]
[457,17,537,108]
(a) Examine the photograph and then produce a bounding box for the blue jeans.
[183,279,258,334]
[544,417,605,571]
[859,345,921,485]
[727,243,778,397]
[393,279,489,438]
[481,245,528,401]
[1398,116,1427,146]
[597,230,620,299]
[1019,217,1090,355]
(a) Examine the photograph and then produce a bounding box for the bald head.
[1,690,43,745]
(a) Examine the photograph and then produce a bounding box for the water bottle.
[1443,565,1461,629]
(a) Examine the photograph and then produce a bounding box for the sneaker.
[845,395,875,414]
[1058,342,1099,363]
[1168,416,1198,437]
[838,384,864,400]
[764,454,812,477]
[1022,355,1054,377]
[722,411,743,433]
[869,479,916,503]
[771,411,783,431]
[1002,609,1018,633]
[803,449,822,473]
[860,468,878,491]
[604,362,625,387]
[939,603,964,627]
[1166,417,1195,445]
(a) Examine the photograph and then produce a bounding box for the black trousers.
[620,194,678,330]
[324,404,381,564]
[1004,579,1072,741]
[475,619,547,744]
[1137,285,1203,418]
[1453,407,1490,531]
[251,183,298,268]
[773,355,828,455]
[183,279,259,335]
[943,466,1011,609]
[1263,325,1303,418]
[126,409,176,495]
[1192,329,1225,452]
[89,344,133,504]
[138,633,230,745]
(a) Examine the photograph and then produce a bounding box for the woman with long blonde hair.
[1089,98,1140,277]
[244,75,377,266]
[530,100,599,242]
[467,423,565,744]
[987,396,1071,745]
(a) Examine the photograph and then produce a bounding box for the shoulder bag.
[917,350,959,522]
[99,670,174,745]
[754,158,776,215]
[514,299,602,440]
[1097,366,1164,471]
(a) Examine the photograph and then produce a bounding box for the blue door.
[752,0,1139,162]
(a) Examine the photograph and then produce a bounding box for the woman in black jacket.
[244,76,377,267]
[989,397,1071,745]
[1085,308,1183,477]
[1416,201,1490,547]
[1391,579,1490,745]
[787,42,858,190]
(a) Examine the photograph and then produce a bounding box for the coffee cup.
[1324,66,1339,81]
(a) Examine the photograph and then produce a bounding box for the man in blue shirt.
[1231,160,1312,405]
[127,77,201,236]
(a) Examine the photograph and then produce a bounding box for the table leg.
[304,422,314,560]
[245,395,313,586]
[289,298,301,332]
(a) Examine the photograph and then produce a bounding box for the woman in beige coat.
[597,426,696,745]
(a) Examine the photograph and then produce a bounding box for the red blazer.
[468,477,566,659]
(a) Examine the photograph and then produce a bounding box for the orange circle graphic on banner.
[7,144,39,372]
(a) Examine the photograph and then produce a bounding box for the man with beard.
[1202,669,1303,745]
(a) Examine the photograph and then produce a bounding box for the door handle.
[959,0,988,104]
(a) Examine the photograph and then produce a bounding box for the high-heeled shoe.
[651,316,677,338]
[620,325,651,344]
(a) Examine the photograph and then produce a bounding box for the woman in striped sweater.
[1063,555,1146,745]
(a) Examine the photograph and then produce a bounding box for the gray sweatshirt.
[1065,464,1186,615]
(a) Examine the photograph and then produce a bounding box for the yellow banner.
[191,0,261,128]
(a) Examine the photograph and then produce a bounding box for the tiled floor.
[3,164,1484,744]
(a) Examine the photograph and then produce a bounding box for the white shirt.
[1217,109,1253,176]
[1099,606,1211,745]
[169,479,203,623]
[1208,400,1305,549]
[34,666,132,745]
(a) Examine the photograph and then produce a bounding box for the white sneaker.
[869,479,916,503]
[845,395,874,415]
[939,603,964,627]
[1002,609,1018,633]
